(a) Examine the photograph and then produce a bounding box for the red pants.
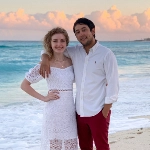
[76,110,111,150]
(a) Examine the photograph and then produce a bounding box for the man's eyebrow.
[75,27,86,32]
[81,27,86,29]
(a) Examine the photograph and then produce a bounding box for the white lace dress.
[25,64,78,150]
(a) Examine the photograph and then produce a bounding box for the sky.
[0,0,150,41]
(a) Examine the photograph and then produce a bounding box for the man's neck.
[84,39,97,54]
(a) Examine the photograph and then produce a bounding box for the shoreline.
[108,115,150,150]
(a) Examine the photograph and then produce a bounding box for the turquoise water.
[0,41,150,149]
[0,41,150,104]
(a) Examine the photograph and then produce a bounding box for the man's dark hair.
[73,18,95,38]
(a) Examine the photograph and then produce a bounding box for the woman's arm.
[21,79,59,102]
[22,64,59,102]
[21,79,45,101]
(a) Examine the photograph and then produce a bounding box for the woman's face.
[51,33,67,54]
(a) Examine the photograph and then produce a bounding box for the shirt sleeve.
[104,51,119,104]
[40,50,48,61]
[25,64,43,84]
[66,46,76,59]
[40,50,45,55]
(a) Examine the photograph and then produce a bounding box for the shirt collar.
[81,40,100,53]
[90,40,100,53]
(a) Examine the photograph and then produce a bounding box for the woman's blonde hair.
[43,27,69,57]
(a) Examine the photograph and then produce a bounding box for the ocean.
[0,41,150,150]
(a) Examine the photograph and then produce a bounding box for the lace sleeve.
[25,64,43,84]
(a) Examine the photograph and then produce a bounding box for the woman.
[21,27,78,150]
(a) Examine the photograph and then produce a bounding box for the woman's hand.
[43,90,60,102]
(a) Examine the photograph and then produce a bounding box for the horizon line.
[0,40,145,42]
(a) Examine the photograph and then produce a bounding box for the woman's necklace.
[54,57,66,68]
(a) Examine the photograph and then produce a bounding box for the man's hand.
[102,104,112,118]
[40,54,51,78]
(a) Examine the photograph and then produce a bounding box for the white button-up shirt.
[42,41,119,117]
[66,41,119,117]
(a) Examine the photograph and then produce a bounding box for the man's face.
[74,24,95,46]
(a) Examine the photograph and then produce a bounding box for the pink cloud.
[0,9,84,31]
[0,6,150,40]
[132,8,150,32]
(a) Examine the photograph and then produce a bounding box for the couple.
[21,18,119,150]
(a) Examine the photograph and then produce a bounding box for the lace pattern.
[64,138,78,150]
[50,139,62,150]
[49,138,77,150]
[25,64,77,150]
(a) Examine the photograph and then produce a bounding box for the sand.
[109,115,150,150]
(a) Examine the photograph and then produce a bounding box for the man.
[40,18,119,150]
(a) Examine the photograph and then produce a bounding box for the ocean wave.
[0,45,12,48]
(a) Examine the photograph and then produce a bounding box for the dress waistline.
[49,89,73,91]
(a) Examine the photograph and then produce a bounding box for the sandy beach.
[109,115,150,150]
